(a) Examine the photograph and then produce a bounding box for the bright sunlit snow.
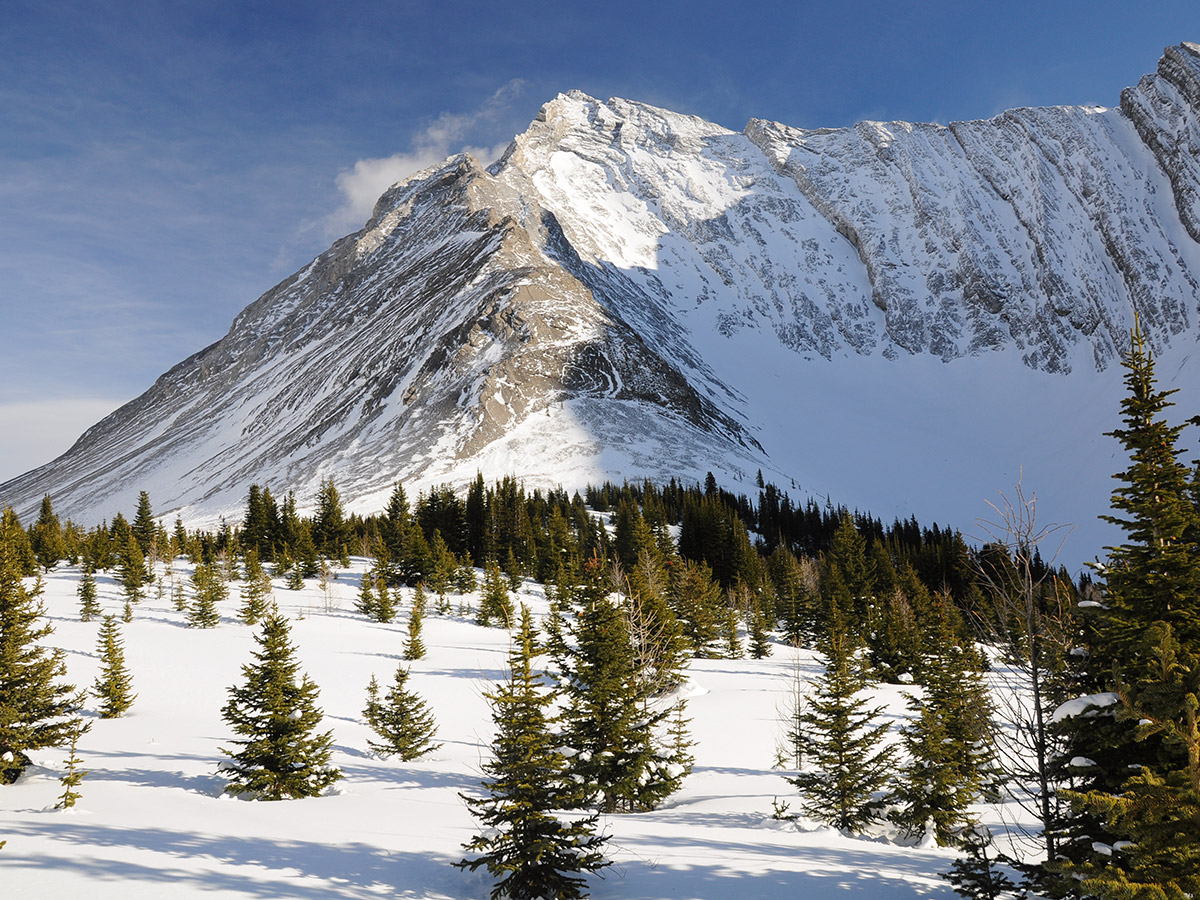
[0,559,997,900]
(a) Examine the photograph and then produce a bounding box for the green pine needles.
[1,526,81,784]
[219,609,341,799]
[188,561,225,628]
[457,605,608,900]
[77,566,100,622]
[786,597,895,833]
[362,664,440,760]
[92,614,136,718]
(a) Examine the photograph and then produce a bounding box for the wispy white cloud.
[325,80,525,234]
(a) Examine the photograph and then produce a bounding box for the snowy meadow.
[2,559,988,900]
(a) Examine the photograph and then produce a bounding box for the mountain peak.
[5,48,1200,566]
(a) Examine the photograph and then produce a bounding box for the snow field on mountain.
[2,560,975,900]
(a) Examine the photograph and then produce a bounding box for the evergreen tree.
[0,530,80,783]
[720,594,743,659]
[116,532,147,604]
[941,825,1020,900]
[188,561,225,628]
[454,558,478,597]
[873,586,924,683]
[1060,624,1200,898]
[1097,324,1200,654]
[668,558,724,656]
[748,591,773,659]
[504,547,523,593]
[786,595,895,833]
[477,559,514,628]
[404,588,427,661]
[825,513,876,628]
[77,565,100,622]
[238,548,273,625]
[92,614,135,718]
[560,560,681,813]
[219,609,341,799]
[31,495,65,570]
[241,484,278,561]
[891,596,995,846]
[54,720,89,810]
[293,523,320,579]
[354,569,378,619]
[1,507,36,578]
[312,478,349,559]
[285,554,305,591]
[131,491,157,557]
[170,580,187,612]
[769,547,821,647]
[456,605,608,900]
[362,664,440,759]
[374,569,396,623]
[428,529,456,604]
[381,482,411,583]
[616,553,689,696]
[1054,323,1200,888]
[403,526,434,587]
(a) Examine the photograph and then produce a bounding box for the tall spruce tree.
[891,596,995,846]
[238,548,273,625]
[1060,624,1200,898]
[0,525,80,784]
[131,491,157,557]
[31,495,65,570]
[117,532,147,604]
[188,561,225,628]
[362,664,440,760]
[456,605,608,900]
[92,614,136,718]
[1054,323,1200,890]
[312,479,350,559]
[219,609,341,799]
[77,565,100,622]
[786,594,895,833]
[559,559,681,813]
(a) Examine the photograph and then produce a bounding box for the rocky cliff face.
[5,44,1200,557]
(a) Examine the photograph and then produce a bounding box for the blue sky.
[2,0,1198,482]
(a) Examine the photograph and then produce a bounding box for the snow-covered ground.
[3,561,992,899]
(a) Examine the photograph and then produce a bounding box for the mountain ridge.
[6,43,1200,566]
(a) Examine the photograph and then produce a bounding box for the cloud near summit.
[326,80,525,235]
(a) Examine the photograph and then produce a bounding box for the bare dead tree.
[971,479,1076,867]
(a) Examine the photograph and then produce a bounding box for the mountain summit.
[6,44,1200,560]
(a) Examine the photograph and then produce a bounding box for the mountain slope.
[6,43,1200,563]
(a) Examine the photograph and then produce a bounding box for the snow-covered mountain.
[7,43,1200,564]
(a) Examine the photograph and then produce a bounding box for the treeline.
[9,465,1083,689]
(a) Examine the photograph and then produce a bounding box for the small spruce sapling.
[55,718,89,810]
[188,561,224,628]
[362,664,440,760]
[77,566,100,622]
[404,589,427,661]
[92,615,135,718]
[941,824,1019,900]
